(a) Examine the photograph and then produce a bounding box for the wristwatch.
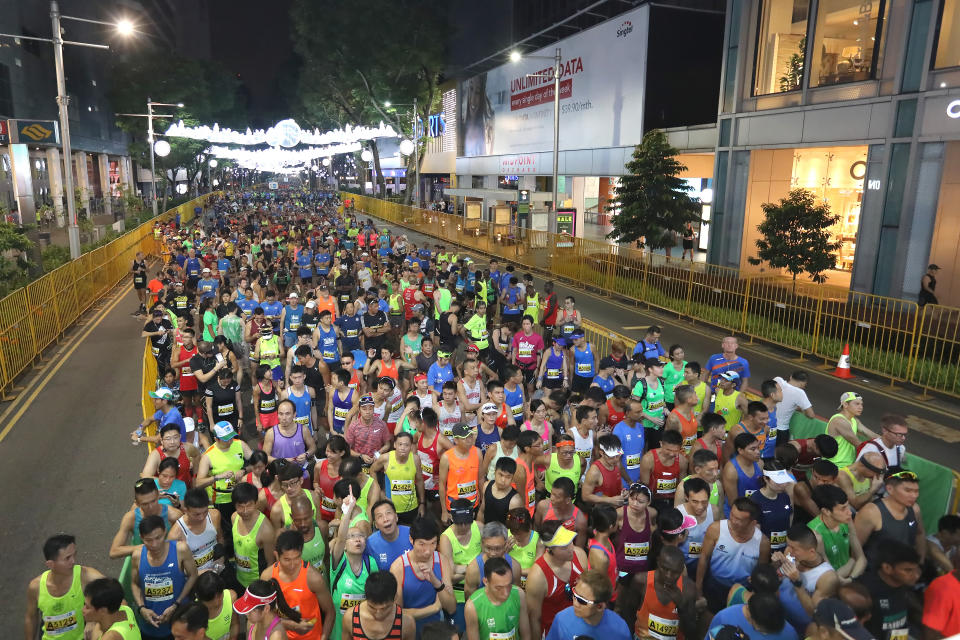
[434,582,446,592]
[790,578,803,588]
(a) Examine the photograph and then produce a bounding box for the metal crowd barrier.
[345,192,960,401]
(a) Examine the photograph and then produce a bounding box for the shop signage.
[499,154,541,174]
[426,113,446,138]
[8,119,60,145]
[947,99,960,119]
[556,208,576,247]
[867,179,881,190]
[457,5,649,157]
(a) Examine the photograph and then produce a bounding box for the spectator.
[704,337,750,392]
[856,414,908,471]
[773,372,815,444]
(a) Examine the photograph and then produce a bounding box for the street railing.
[0,193,213,400]
[345,192,960,400]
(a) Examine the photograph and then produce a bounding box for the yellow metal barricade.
[910,304,960,398]
[742,276,822,356]
[581,319,638,357]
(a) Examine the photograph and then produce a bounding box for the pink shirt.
[512,332,544,367]
[345,416,391,457]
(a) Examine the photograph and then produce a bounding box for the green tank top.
[106,606,140,640]
[385,451,419,513]
[259,335,281,367]
[331,554,376,640]
[841,466,871,497]
[808,516,851,571]
[435,289,452,320]
[301,524,327,572]
[206,440,245,504]
[525,293,540,323]
[442,523,482,603]
[827,415,858,468]
[357,476,374,514]
[280,490,317,527]
[349,509,370,529]
[206,589,234,640]
[37,565,84,640]
[469,585,522,640]
[639,380,666,430]
[477,281,489,305]
[232,513,265,587]
[663,360,687,403]
[714,390,742,431]
[508,531,540,572]
[221,315,244,347]
[545,452,581,493]
[464,314,489,350]
[681,474,720,505]
[389,293,403,315]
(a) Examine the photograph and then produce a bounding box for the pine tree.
[748,188,842,292]
[606,130,701,248]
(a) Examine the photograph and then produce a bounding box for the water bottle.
[132,427,143,446]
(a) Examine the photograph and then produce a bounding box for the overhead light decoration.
[361,149,373,162]
[399,139,415,155]
[208,142,361,172]
[164,119,399,146]
[154,139,171,157]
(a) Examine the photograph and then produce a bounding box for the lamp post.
[0,3,135,258]
[147,101,184,216]
[385,99,419,207]
[511,47,562,233]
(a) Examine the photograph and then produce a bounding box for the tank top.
[300,525,327,571]
[697,437,724,464]
[677,503,714,565]
[259,334,281,368]
[233,513,265,587]
[800,560,834,595]
[461,377,483,425]
[401,551,444,632]
[317,326,339,363]
[444,447,481,507]
[205,440,245,504]
[411,390,434,411]
[617,506,652,574]
[731,458,763,505]
[176,513,218,571]
[841,466,872,497]
[606,399,626,428]
[751,490,792,550]
[651,449,681,501]
[670,409,699,456]
[437,312,455,344]
[545,503,581,532]
[178,344,198,390]
[258,381,278,416]
[350,604,403,640]
[139,541,186,637]
[315,459,340,521]
[279,490,317,528]
[272,561,323,640]
[592,460,622,498]
[207,589,234,640]
[385,451,418,513]
[714,391,741,431]
[37,565,84,640]
[535,552,584,634]
[469,584,522,640]
[380,359,399,384]
[105,607,139,640]
[442,522,482,603]
[504,384,524,421]
[545,452,582,492]
[509,531,541,589]
[417,431,441,490]
[732,421,767,456]
[635,571,685,640]
[808,516,851,570]
[133,504,170,545]
[827,414,860,468]
[288,387,314,434]
[331,388,354,434]
[710,520,762,586]
[516,457,537,514]
[482,482,518,525]
[573,343,595,378]
[475,423,501,456]
[573,428,594,471]
[543,348,565,384]
[485,441,519,481]
[594,375,616,398]
[159,444,193,487]
[863,498,918,568]
[271,424,308,472]
[331,554,376,640]
[437,401,461,437]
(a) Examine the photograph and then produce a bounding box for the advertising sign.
[556,208,576,248]
[457,6,649,157]
[268,181,279,190]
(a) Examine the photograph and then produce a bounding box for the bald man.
[283,493,329,572]
[837,452,885,511]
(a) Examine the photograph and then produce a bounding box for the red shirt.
[512,332,544,368]
[924,572,960,637]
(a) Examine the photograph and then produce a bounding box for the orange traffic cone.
[833,343,854,379]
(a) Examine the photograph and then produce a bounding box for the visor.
[545,526,577,547]
[233,587,277,615]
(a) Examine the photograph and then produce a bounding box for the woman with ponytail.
[233,578,302,640]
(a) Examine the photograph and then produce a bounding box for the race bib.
[194,544,215,567]
[770,531,788,547]
[334,406,349,419]
[519,346,533,358]
[235,554,253,570]
[744,489,756,497]
[144,576,174,602]
[656,476,677,495]
[648,400,665,410]
[546,368,561,379]
[624,541,650,561]
[346,328,359,337]
[456,480,478,500]
[261,398,276,411]
[321,493,337,511]
[648,613,680,640]
[340,593,366,610]
[218,403,235,416]
[527,488,536,508]
[682,435,696,454]
[289,321,300,330]
[625,453,642,470]
[295,415,309,426]
[576,363,592,374]
[323,350,335,360]
[489,631,517,640]
[888,628,908,640]
[391,478,413,496]
[688,541,703,558]
[43,611,79,636]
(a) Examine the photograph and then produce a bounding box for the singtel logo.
[617,20,633,38]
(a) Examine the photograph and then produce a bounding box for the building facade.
[709,0,960,305]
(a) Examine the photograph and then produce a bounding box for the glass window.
[809,0,886,87]
[754,0,811,95]
[935,0,960,68]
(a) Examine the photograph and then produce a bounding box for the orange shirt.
[670,409,699,456]
[272,561,323,640]
[315,295,337,321]
[516,457,537,515]
[444,447,480,508]
[635,570,684,640]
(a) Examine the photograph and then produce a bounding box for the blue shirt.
[366,526,413,570]
[197,278,218,300]
[705,354,750,390]
[314,253,331,275]
[612,420,645,487]
[633,339,666,360]
[158,479,187,507]
[154,406,186,442]
[428,362,454,393]
[545,606,632,640]
[184,257,202,278]
[237,298,258,318]
[705,605,799,640]
[336,314,363,353]
[217,258,231,274]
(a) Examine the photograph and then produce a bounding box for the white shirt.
[774,376,812,431]
[856,437,906,467]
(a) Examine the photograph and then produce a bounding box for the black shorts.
[521,367,537,385]
[571,375,593,393]
[134,277,147,290]
[397,508,419,526]
[682,239,694,250]
[424,489,440,502]
[300,275,314,286]
[542,376,564,390]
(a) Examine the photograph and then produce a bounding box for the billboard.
[457,5,649,158]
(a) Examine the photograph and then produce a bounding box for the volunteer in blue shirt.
[544,569,631,640]
[632,325,666,361]
[366,500,413,570]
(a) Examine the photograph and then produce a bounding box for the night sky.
[209,0,295,127]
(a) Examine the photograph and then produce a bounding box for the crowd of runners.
[25,189,960,640]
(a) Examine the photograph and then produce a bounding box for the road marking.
[906,415,960,443]
[0,282,132,445]
[621,326,648,330]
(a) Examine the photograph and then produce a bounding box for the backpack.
[330,551,379,594]
[633,376,666,402]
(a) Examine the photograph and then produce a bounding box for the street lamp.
[510,47,562,233]
[147,101,184,215]
[0,2,136,258]
[384,100,420,207]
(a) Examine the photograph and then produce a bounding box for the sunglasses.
[887,470,918,481]
[570,588,595,606]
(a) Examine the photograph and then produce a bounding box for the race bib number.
[346,328,359,337]
[682,435,696,454]
[625,453,642,470]
[218,403,235,416]
[655,476,677,495]
[391,478,413,496]
[340,594,366,610]
[194,544,215,567]
[688,541,703,558]
[334,406,349,419]
[489,631,517,640]
[295,416,309,426]
[144,576,174,602]
[519,345,533,358]
[624,541,650,561]
[323,350,335,360]
[888,628,908,640]
[577,363,592,374]
[528,488,536,508]
[321,493,337,511]
[577,449,592,461]
[457,480,478,500]
[43,611,79,636]
[261,398,276,411]
[770,531,788,547]
[546,368,561,379]
[289,321,300,330]
[648,400,665,410]
[235,554,253,571]
[648,613,680,640]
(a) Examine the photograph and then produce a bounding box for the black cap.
[812,599,873,640]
